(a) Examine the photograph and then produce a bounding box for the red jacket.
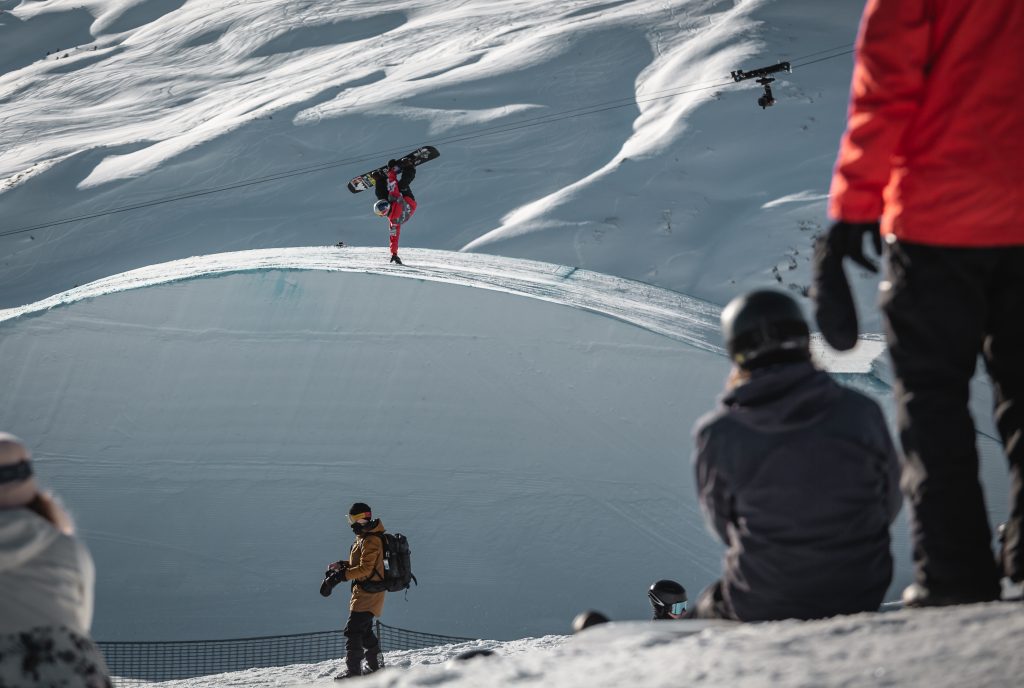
[385,168,416,228]
[829,0,1024,246]
[385,168,416,256]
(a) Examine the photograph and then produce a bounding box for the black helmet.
[648,579,687,610]
[721,289,810,369]
[571,609,610,633]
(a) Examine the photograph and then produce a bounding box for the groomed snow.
[150,606,1024,687]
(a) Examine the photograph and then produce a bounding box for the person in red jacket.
[371,160,417,265]
[816,0,1024,608]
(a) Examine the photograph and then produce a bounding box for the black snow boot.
[390,254,403,265]
[335,658,363,681]
[902,582,1000,608]
[334,667,361,681]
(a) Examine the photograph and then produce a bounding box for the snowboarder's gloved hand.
[826,221,882,273]
[811,221,881,352]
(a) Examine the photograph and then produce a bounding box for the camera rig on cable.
[730,61,791,109]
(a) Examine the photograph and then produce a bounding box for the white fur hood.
[0,507,62,573]
[0,508,95,634]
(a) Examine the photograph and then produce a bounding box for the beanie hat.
[349,502,372,519]
[0,432,37,509]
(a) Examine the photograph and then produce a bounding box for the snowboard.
[346,146,440,193]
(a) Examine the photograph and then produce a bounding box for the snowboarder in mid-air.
[371,160,417,265]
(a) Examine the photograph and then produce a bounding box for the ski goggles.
[0,460,32,484]
[347,512,371,524]
[649,591,688,615]
[669,601,688,616]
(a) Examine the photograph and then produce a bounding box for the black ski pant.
[880,240,1024,596]
[343,611,380,675]
[688,580,739,621]
[372,166,415,202]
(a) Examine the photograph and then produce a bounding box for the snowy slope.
[0,0,875,325]
[0,249,741,641]
[0,247,1011,645]
[136,606,1024,688]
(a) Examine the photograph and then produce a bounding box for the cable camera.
[730,62,791,109]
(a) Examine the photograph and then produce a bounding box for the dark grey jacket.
[693,362,901,621]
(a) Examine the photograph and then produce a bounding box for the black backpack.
[358,532,417,593]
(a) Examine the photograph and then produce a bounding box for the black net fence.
[98,622,477,685]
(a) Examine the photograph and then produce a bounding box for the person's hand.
[826,221,882,272]
[328,561,346,572]
[811,221,881,351]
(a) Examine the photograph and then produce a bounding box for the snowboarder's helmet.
[648,580,687,616]
[373,199,390,217]
[720,289,810,369]
[571,609,609,633]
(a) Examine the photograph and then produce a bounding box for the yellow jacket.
[342,520,386,617]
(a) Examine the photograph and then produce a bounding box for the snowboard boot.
[390,254,403,265]
[365,648,382,673]
[333,670,361,681]
[902,581,1001,608]
[335,655,363,681]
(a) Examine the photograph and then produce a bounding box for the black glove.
[811,221,881,351]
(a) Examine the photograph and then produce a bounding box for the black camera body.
[319,567,347,597]
[731,62,790,109]
[757,79,776,109]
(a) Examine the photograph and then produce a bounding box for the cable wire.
[1,43,858,238]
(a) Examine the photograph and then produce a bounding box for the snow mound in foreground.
[152,603,1023,688]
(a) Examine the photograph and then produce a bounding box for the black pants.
[881,240,1024,595]
[343,611,380,674]
[373,166,415,202]
[687,580,740,621]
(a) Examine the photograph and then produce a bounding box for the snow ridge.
[0,246,885,374]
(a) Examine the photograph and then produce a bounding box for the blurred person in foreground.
[0,432,112,687]
[690,290,902,621]
[816,0,1024,606]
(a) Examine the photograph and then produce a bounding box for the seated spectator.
[0,432,112,688]
[690,291,902,621]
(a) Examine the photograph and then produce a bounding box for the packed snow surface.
[146,606,1024,688]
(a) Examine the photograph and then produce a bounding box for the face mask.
[351,521,369,535]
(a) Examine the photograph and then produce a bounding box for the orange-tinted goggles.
[347,512,371,524]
